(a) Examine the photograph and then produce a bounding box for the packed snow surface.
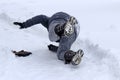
[0,0,120,80]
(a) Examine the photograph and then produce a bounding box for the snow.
[0,0,120,80]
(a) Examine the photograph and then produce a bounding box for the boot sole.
[71,49,84,65]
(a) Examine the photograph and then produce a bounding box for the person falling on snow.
[13,12,84,65]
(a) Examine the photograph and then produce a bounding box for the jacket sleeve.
[22,15,49,28]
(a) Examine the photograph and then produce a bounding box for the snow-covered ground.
[0,0,120,80]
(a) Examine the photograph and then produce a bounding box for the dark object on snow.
[48,44,58,52]
[13,22,25,29]
[12,50,32,57]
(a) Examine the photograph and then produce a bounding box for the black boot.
[64,50,75,64]
[64,49,84,65]
[13,22,24,29]
[48,44,58,52]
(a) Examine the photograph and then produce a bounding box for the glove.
[12,50,32,57]
[13,22,25,29]
[64,21,74,37]
[64,16,78,36]
[48,44,58,52]
[54,24,65,37]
